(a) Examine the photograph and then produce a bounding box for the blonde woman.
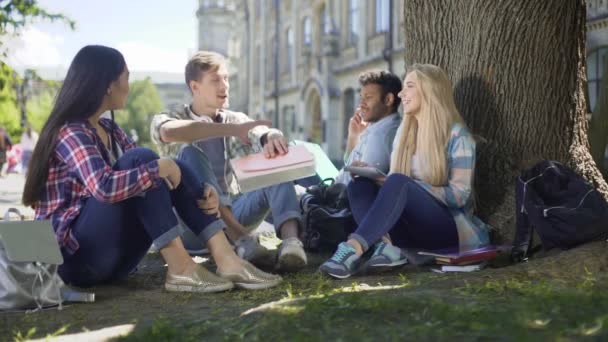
[320,64,490,279]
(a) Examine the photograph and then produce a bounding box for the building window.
[255,0,261,17]
[254,45,260,85]
[588,47,608,112]
[265,37,275,82]
[303,17,312,46]
[282,106,293,137]
[343,89,355,150]
[321,6,331,35]
[375,0,390,33]
[348,0,359,45]
[285,28,294,73]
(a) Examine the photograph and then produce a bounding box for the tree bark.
[402,0,608,242]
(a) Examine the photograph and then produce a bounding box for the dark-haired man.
[335,70,402,184]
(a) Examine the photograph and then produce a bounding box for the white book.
[230,145,316,193]
[431,263,486,273]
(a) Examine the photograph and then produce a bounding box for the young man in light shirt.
[150,51,306,272]
[335,70,402,184]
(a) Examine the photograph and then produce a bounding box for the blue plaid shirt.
[393,122,490,251]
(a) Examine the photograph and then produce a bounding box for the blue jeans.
[177,144,302,238]
[347,174,459,252]
[59,147,226,287]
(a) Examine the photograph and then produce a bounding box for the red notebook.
[418,245,498,264]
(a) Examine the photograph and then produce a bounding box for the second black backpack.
[511,161,608,261]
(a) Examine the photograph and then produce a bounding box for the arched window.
[588,46,608,111]
[375,0,390,33]
[321,5,331,35]
[343,88,355,150]
[348,0,359,45]
[286,28,294,73]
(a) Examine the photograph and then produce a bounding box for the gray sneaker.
[319,242,360,279]
[235,236,268,262]
[364,241,408,271]
[276,237,307,272]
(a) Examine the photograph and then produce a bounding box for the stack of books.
[230,145,316,193]
[418,245,499,272]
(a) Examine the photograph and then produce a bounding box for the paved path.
[0,173,34,219]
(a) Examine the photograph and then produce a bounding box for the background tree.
[0,0,73,140]
[115,78,163,148]
[402,0,608,242]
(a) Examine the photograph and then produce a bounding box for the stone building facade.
[197,0,405,162]
[587,0,608,111]
[197,1,604,160]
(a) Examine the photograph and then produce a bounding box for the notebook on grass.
[231,145,316,193]
[418,245,499,265]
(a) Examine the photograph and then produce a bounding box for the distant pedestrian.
[0,127,12,177]
[20,123,39,176]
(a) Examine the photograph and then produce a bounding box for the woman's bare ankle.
[167,261,198,277]
[215,255,244,274]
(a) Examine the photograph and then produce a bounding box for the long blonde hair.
[390,64,464,186]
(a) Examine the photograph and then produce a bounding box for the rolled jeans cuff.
[348,233,369,252]
[219,194,232,207]
[153,225,182,250]
[197,219,227,242]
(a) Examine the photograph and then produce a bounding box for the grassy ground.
[2,246,608,341]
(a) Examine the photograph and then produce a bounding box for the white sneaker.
[277,237,308,272]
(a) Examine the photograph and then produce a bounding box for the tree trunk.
[402,0,608,243]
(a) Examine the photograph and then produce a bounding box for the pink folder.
[232,145,314,172]
[230,145,316,193]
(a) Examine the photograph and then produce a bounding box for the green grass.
[116,273,608,341]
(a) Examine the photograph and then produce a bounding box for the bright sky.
[4,0,198,75]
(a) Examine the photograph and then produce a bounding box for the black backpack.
[511,161,608,261]
[300,179,356,251]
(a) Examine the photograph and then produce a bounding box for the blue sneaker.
[364,242,408,271]
[319,242,361,279]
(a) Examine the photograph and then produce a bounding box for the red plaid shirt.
[35,118,161,255]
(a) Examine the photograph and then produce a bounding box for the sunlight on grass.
[337,282,410,293]
[192,255,209,264]
[525,318,552,329]
[578,318,604,336]
[258,232,282,250]
[21,324,134,342]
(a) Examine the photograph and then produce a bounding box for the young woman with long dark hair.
[23,45,281,291]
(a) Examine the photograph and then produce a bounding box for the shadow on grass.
[118,273,608,341]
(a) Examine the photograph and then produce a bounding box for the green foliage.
[0,1,73,140]
[0,64,58,142]
[0,0,75,38]
[0,62,20,139]
[115,78,163,146]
